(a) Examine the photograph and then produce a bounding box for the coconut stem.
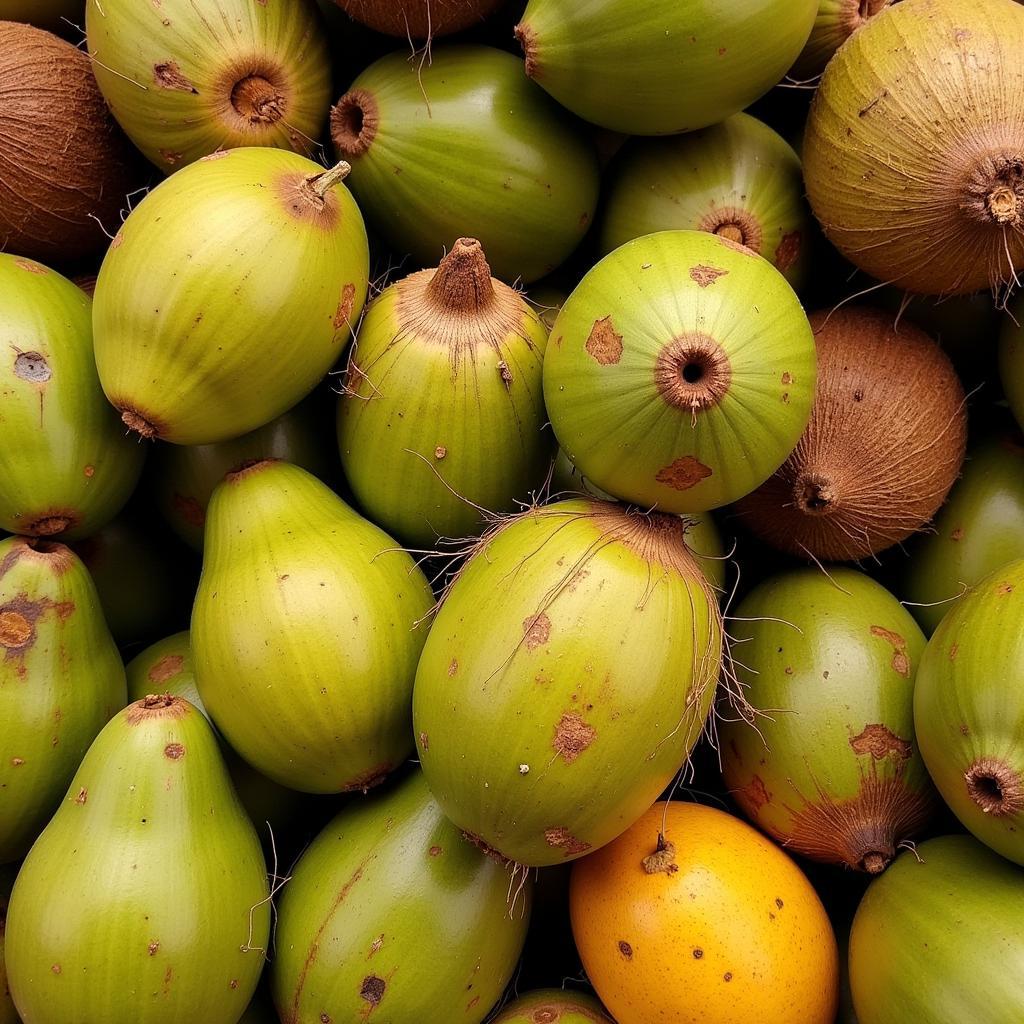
[331,89,379,158]
[305,161,352,200]
[860,851,889,874]
[654,333,732,414]
[425,238,496,313]
[230,74,285,124]
[794,473,835,514]
[965,757,1024,816]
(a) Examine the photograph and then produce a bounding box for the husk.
[334,0,503,37]
[803,0,1024,295]
[734,306,967,561]
[788,0,893,81]
[491,989,612,1023]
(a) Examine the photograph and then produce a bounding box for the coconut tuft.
[333,0,504,39]
[788,0,893,81]
[733,306,967,562]
[965,757,1024,817]
[330,88,379,159]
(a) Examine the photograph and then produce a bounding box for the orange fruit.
[569,801,839,1024]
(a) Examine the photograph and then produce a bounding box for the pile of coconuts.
[4,0,1024,1021]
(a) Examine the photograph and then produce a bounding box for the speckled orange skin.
[569,801,839,1024]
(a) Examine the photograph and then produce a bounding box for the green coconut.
[85,0,331,172]
[599,114,810,288]
[849,835,1024,1023]
[1000,301,1024,430]
[789,0,893,80]
[192,460,435,793]
[0,877,14,1024]
[93,148,369,445]
[413,499,723,867]
[0,254,145,540]
[5,695,270,1024]
[901,433,1024,635]
[514,0,817,135]
[271,771,531,1024]
[914,559,1024,865]
[330,45,600,284]
[0,536,126,865]
[720,568,935,873]
[491,990,612,1023]
[338,238,551,548]
[543,230,816,513]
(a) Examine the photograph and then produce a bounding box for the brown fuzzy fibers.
[334,0,503,38]
[734,307,967,562]
[0,21,141,265]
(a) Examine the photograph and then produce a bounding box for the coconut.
[599,113,810,288]
[734,307,967,562]
[0,21,142,266]
[491,990,612,1023]
[330,45,600,284]
[789,0,893,80]
[803,0,1024,295]
[85,0,331,172]
[543,230,817,514]
[338,238,551,548]
[334,0,504,37]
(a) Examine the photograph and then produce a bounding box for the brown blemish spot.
[522,612,551,652]
[448,658,458,677]
[775,897,784,909]
[656,456,713,491]
[693,948,704,959]
[419,732,429,751]
[164,742,185,760]
[163,965,173,994]
[543,826,591,856]
[434,446,447,460]
[148,655,184,684]
[949,643,960,661]
[14,351,51,383]
[230,979,239,989]
[689,264,728,287]
[148,941,160,956]
[428,845,442,857]
[110,231,124,250]
[153,60,196,92]
[552,711,597,764]
[774,231,802,272]
[75,787,88,804]
[51,964,61,975]
[200,150,231,162]
[960,723,970,736]
[14,259,47,273]
[781,371,793,384]
[618,940,633,959]
[997,582,1015,595]
[0,610,33,649]
[360,975,386,1005]
[739,774,771,811]
[84,465,95,478]
[159,149,184,165]
[320,1014,331,1024]
[10,757,24,766]
[850,724,912,761]
[340,763,391,794]
[951,526,964,541]
[724,972,733,982]
[585,316,623,365]
[334,283,357,330]
[869,625,910,677]
[642,834,678,875]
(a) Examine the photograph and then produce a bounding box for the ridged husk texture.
[720,568,935,873]
[599,113,810,287]
[803,0,1024,295]
[5,695,270,1024]
[914,559,1024,866]
[543,230,817,513]
[735,307,967,561]
[334,0,503,37]
[491,990,612,1023]
[789,0,893,80]
[338,238,551,547]
[271,772,531,1024]
[413,499,723,867]
[849,836,1024,1023]
[85,0,331,172]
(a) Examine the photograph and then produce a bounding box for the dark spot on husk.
[850,724,912,761]
[75,787,87,804]
[172,493,205,528]
[428,845,442,857]
[448,658,458,677]
[434,445,447,460]
[124,694,189,725]
[334,283,356,330]
[149,655,184,684]
[419,732,429,751]
[585,316,623,365]
[230,979,239,989]
[689,264,728,287]
[153,61,197,92]
[148,941,160,955]
[775,897,784,909]
[724,972,733,982]
[544,826,591,856]
[164,742,185,760]
[949,643,960,661]
[552,711,596,764]
[693,948,704,959]
[360,975,386,1005]
[320,1014,331,1024]
[0,610,33,650]
[869,625,910,677]
[951,526,964,541]
[738,774,771,810]
[997,582,1015,595]
[522,612,551,652]
[14,351,50,382]
[618,940,633,959]
[340,764,391,793]
[51,963,61,974]
[774,231,802,272]
[656,456,713,491]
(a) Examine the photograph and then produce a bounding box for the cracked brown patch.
[448,658,458,677]
[738,774,771,811]
[522,612,551,652]
[869,625,910,677]
[585,316,623,365]
[148,941,160,956]
[75,787,87,804]
[642,837,678,875]
[14,351,51,383]
[544,826,591,857]
[153,61,196,92]
[334,283,356,330]
[689,264,728,287]
[949,643,959,661]
[774,231,802,272]
[419,732,429,751]
[552,712,596,764]
[360,975,386,1005]
[0,610,32,649]
[164,743,185,760]
[172,493,205,528]
[618,940,633,959]
[850,724,912,762]
[148,655,184,684]
[340,763,391,794]
[656,457,713,490]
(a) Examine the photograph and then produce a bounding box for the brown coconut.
[0,21,142,265]
[733,306,967,562]
[333,0,503,38]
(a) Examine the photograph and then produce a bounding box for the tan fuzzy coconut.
[334,0,503,37]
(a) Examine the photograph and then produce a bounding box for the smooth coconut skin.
[85,0,330,172]
[1000,305,1024,430]
[599,114,810,288]
[514,0,817,136]
[0,537,125,865]
[271,772,531,1024]
[788,0,892,80]
[334,0,503,37]
[5,695,271,1024]
[0,879,14,1024]
[0,255,145,540]
[93,148,369,446]
[914,560,1024,866]
[491,990,612,1023]
[803,0,1024,295]
[720,568,935,874]
[543,230,817,514]
[338,238,551,548]
[413,499,723,867]
[570,802,839,1024]
[192,460,435,794]
[902,433,1024,635]
[849,836,1024,1023]
[331,46,600,284]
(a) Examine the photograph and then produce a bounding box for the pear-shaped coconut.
[901,432,1024,635]
[492,990,612,1023]
[0,536,125,865]
[5,695,270,1024]
[85,0,330,172]
[849,836,1024,1023]
[0,255,145,540]
[914,559,1024,866]
[514,0,817,135]
[338,238,551,548]
[599,114,810,288]
[735,307,967,561]
[271,771,531,1024]
[803,0,1024,295]
[720,568,935,873]
[0,22,142,266]
[1000,300,1024,430]
[331,45,600,284]
[543,230,816,514]
[334,0,503,37]
[93,148,369,445]
[192,460,435,793]
[413,499,723,867]
[789,1,893,80]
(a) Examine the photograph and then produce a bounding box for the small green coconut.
[788,0,893,80]
[491,989,612,1022]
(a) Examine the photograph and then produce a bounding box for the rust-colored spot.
[0,611,33,649]
[171,493,205,528]
[14,259,47,273]
[689,264,728,287]
[334,283,356,330]
[739,774,771,811]
[522,612,551,652]
[781,371,793,384]
[164,742,185,760]
[656,457,713,491]
[774,231,802,272]
[229,979,239,989]
[148,655,184,684]
[75,787,88,804]
[850,724,912,762]
[340,763,391,794]
[428,845,442,857]
[51,964,61,974]
[153,60,196,92]
[360,975,386,1005]
[434,445,447,460]
[951,526,964,541]
[200,150,231,161]
[775,897,784,909]
[618,940,633,959]
[997,582,1015,595]
[544,826,591,856]
[110,231,124,249]
[960,723,970,736]
[84,465,95,478]
[869,625,910,677]
[159,148,184,165]
[320,1013,331,1024]
[419,731,429,751]
[552,711,596,764]
[950,643,959,661]
[163,965,173,994]
[724,972,733,982]
[10,758,24,766]
[693,948,704,959]
[585,316,623,365]
[148,941,160,956]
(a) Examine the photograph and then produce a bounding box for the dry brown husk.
[734,306,967,561]
[334,0,503,37]
[0,21,141,265]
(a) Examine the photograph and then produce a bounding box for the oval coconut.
[334,0,504,37]
[491,990,612,1023]
[803,0,1024,295]
[734,307,967,562]
[0,21,141,265]
[788,0,893,81]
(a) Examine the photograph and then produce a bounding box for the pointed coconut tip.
[330,88,379,159]
[124,693,191,725]
[224,457,281,485]
[589,502,706,580]
[425,238,497,313]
